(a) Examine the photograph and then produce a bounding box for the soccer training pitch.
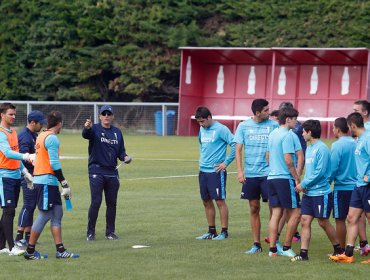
[1,135,368,279]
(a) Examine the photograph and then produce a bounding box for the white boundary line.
[125,172,237,181]
[60,156,197,162]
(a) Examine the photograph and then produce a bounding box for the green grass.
[1,135,368,279]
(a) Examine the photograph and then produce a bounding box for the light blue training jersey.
[0,127,25,179]
[34,134,62,186]
[354,130,370,187]
[234,118,278,177]
[365,121,370,131]
[199,121,236,172]
[301,140,331,196]
[267,127,296,180]
[329,136,356,191]
[291,131,302,167]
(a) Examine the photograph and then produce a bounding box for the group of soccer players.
[0,103,78,260]
[0,102,131,260]
[195,99,370,264]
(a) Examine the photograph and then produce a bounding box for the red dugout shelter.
[177,47,370,138]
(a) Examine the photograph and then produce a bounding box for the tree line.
[0,0,368,102]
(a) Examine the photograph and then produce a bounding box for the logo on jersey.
[201,131,216,143]
[100,132,119,145]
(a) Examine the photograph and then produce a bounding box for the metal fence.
[4,101,179,136]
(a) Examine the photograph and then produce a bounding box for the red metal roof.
[180,47,369,65]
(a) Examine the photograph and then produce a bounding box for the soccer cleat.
[15,239,27,249]
[105,232,119,240]
[0,248,10,254]
[245,245,262,255]
[24,250,48,260]
[360,258,370,264]
[276,241,283,252]
[8,246,25,256]
[268,251,278,257]
[278,248,296,257]
[56,250,80,259]
[264,236,270,244]
[290,255,308,262]
[212,232,228,240]
[360,244,370,256]
[195,232,217,240]
[329,254,354,263]
[87,234,95,241]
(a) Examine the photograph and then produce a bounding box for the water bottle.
[277,66,286,95]
[185,56,192,85]
[341,67,349,95]
[310,66,318,95]
[216,65,224,94]
[247,66,256,95]
[65,197,73,211]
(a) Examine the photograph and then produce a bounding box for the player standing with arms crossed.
[195,107,235,240]
[83,105,132,241]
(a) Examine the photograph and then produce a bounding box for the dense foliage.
[0,0,369,102]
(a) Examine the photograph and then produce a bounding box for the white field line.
[125,172,237,181]
[60,156,233,181]
[60,156,197,162]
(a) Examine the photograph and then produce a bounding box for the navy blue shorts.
[34,183,62,211]
[350,186,370,213]
[301,193,333,218]
[199,171,227,200]
[241,176,269,202]
[0,177,21,208]
[268,178,300,209]
[333,190,352,219]
[18,178,37,227]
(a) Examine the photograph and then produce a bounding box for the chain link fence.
[4,101,179,136]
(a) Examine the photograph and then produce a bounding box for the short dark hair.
[195,107,212,119]
[270,110,279,118]
[334,117,349,133]
[354,100,370,116]
[347,112,364,128]
[302,119,321,139]
[251,99,269,115]
[47,111,63,129]
[0,102,16,114]
[278,101,294,110]
[278,107,298,125]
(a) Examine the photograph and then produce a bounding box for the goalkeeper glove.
[21,168,34,190]
[60,180,72,199]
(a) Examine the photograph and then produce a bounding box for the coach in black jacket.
[82,105,132,241]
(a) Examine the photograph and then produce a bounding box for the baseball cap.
[99,105,113,115]
[28,110,46,125]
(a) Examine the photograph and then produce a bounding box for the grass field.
[1,135,368,279]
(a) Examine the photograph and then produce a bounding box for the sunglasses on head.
[101,111,112,116]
